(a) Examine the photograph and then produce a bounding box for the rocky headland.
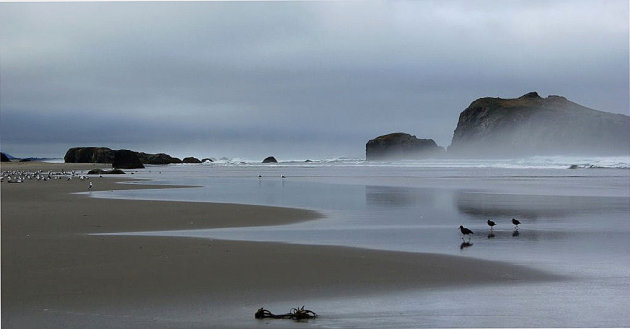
[448,92,630,156]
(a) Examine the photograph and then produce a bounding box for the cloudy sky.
[1,1,628,160]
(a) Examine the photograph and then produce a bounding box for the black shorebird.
[459,225,474,239]
[487,219,496,230]
[512,218,521,229]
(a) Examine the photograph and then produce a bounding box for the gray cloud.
[1,1,628,159]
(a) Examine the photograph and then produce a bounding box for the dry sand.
[2,162,558,328]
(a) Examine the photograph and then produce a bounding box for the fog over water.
[1,1,628,160]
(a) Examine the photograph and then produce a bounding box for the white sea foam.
[195,155,630,169]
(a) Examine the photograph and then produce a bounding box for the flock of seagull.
[1,169,92,184]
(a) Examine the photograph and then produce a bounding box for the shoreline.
[2,162,561,328]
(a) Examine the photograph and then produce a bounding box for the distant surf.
[170,155,630,170]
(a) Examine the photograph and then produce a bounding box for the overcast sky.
[1,1,628,160]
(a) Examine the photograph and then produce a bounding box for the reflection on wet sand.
[365,185,438,207]
[455,191,630,220]
[460,241,474,250]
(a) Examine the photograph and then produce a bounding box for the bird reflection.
[487,232,495,239]
[460,241,474,250]
[512,230,520,237]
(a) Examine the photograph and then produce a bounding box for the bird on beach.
[512,218,521,229]
[487,219,496,230]
[459,225,474,240]
[89,182,93,189]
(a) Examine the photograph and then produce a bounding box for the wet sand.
[1,162,558,328]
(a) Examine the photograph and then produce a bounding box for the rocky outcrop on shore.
[136,152,182,164]
[64,147,115,163]
[1,152,10,162]
[366,133,443,160]
[448,92,630,156]
[262,156,278,163]
[87,169,126,175]
[112,150,144,169]
[64,147,196,165]
[182,157,202,163]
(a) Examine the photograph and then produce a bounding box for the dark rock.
[87,168,126,175]
[262,156,278,163]
[65,148,182,165]
[18,158,32,162]
[182,157,202,163]
[201,158,214,163]
[1,152,10,162]
[64,147,114,163]
[136,152,182,164]
[448,92,630,156]
[112,150,144,169]
[366,133,444,160]
[568,165,579,169]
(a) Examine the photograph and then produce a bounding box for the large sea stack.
[366,133,443,160]
[64,147,115,163]
[448,92,630,156]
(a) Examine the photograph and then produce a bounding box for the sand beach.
[0,162,559,328]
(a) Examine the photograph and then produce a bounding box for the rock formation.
[112,150,144,169]
[65,148,182,165]
[87,168,126,175]
[136,152,182,164]
[448,92,630,156]
[64,147,115,163]
[366,133,443,160]
[182,157,202,163]
[1,152,11,162]
[262,156,278,163]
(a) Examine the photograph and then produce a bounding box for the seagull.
[459,225,474,239]
[512,218,521,229]
[487,219,496,230]
[281,175,286,179]
[89,182,93,189]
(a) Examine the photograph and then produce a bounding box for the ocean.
[86,156,630,327]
